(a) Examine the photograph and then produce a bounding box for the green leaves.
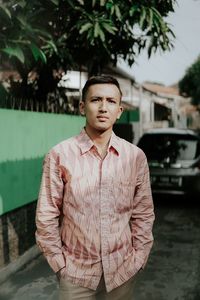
[109,4,122,21]
[79,23,93,34]
[0,0,177,76]
[0,1,58,68]
[0,4,12,19]
[92,0,107,7]
[129,5,176,59]
[1,43,48,64]
[139,6,146,29]
[2,46,25,63]
[179,55,200,106]
[79,12,117,46]
[101,22,117,35]
[30,44,47,64]
[49,0,59,5]
[94,21,101,38]
[0,0,177,107]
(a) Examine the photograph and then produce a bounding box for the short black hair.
[82,75,122,102]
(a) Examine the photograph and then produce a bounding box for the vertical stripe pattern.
[35,129,155,292]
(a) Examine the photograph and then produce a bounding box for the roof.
[144,127,199,136]
[142,82,180,97]
[121,100,136,111]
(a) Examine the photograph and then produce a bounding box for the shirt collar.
[77,128,120,155]
[108,131,120,155]
[77,129,94,154]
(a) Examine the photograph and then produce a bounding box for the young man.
[35,75,155,300]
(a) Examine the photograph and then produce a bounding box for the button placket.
[99,158,110,275]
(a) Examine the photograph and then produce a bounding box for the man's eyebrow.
[90,96,116,99]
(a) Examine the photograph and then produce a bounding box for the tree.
[179,55,200,106]
[0,0,177,107]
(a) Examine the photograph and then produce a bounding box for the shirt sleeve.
[35,150,66,273]
[130,149,155,270]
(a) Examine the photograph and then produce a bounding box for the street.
[134,197,200,300]
[1,197,200,300]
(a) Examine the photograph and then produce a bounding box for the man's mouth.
[97,115,109,121]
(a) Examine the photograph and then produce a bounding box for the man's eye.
[108,99,116,103]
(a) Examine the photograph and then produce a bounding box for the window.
[138,134,200,162]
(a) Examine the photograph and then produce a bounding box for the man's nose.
[99,99,107,111]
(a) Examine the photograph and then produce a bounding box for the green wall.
[117,109,139,123]
[0,109,85,215]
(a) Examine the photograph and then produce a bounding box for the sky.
[120,0,200,86]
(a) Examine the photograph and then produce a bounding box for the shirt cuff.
[46,253,66,273]
[135,251,146,270]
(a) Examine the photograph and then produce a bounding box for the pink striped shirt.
[35,129,154,292]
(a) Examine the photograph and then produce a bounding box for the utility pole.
[139,84,143,137]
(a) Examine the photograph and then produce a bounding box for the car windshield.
[138,133,200,163]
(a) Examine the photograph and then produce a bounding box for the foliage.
[179,55,200,106]
[0,0,176,105]
[74,0,176,70]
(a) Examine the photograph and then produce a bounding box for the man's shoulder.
[116,135,142,152]
[55,135,77,148]
[48,134,79,156]
[115,135,147,161]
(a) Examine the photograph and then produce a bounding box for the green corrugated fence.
[0,109,85,215]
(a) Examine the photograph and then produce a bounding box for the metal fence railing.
[0,94,80,115]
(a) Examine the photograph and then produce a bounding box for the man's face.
[80,83,123,133]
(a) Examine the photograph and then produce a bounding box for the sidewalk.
[0,253,144,300]
[0,254,59,300]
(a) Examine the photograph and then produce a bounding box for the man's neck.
[85,126,112,150]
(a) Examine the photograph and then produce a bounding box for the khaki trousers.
[59,275,136,300]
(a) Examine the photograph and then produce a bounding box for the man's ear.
[79,101,85,116]
[117,106,123,119]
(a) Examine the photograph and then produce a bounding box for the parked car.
[137,128,200,197]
